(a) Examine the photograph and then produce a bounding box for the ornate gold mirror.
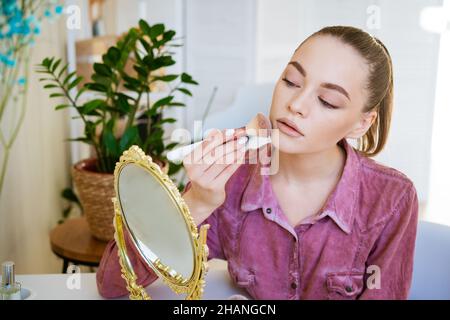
[112,145,209,300]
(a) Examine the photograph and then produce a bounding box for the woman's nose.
[288,92,311,117]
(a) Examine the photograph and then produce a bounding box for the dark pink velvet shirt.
[96,138,419,299]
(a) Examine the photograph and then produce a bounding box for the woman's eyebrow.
[288,61,351,101]
[288,61,307,77]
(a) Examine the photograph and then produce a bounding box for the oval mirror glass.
[117,163,195,280]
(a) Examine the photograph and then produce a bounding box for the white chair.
[409,220,450,299]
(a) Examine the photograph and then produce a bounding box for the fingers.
[203,134,247,166]
[245,143,271,164]
[201,138,247,183]
[211,162,243,188]
[182,127,248,182]
[186,127,246,164]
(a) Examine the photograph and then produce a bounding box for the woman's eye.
[282,78,299,88]
[318,97,338,109]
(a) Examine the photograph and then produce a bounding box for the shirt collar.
[240,138,361,234]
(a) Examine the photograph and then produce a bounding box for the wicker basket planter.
[72,157,168,242]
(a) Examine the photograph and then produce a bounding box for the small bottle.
[1,261,21,300]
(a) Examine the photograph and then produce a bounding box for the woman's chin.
[274,141,306,155]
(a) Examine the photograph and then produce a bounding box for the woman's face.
[269,35,377,154]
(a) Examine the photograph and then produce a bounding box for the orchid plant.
[0,0,63,198]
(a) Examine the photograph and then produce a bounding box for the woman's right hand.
[182,128,248,225]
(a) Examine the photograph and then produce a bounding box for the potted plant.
[36,19,198,241]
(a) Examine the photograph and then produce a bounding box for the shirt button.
[345,286,353,293]
[266,208,272,214]
[291,282,297,289]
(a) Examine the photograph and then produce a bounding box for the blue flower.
[55,5,63,15]
[44,9,51,18]
[17,77,26,86]
[0,53,16,67]
[26,14,37,24]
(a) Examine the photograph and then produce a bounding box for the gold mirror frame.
[112,145,210,300]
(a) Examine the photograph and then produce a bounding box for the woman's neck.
[270,142,346,186]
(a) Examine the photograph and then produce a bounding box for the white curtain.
[426,0,450,226]
[0,18,71,274]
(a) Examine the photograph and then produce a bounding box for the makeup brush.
[167,113,272,164]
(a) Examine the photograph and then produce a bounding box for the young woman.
[96,26,418,300]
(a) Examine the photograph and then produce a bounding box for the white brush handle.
[167,135,271,164]
[167,141,203,164]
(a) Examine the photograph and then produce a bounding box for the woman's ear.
[346,110,378,139]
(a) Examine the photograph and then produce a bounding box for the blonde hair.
[298,26,394,157]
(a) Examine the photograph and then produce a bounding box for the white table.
[9,259,249,300]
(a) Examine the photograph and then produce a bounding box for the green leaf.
[152,96,173,109]
[61,188,80,205]
[66,137,92,144]
[138,38,152,54]
[85,83,107,93]
[147,56,175,71]
[119,127,139,152]
[36,69,51,74]
[163,30,176,42]
[58,64,69,78]
[82,99,105,114]
[168,161,183,176]
[123,75,141,88]
[75,88,86,101]
[165,142,179,150]
[158,118,177,125]
[51,58,61,73]
[50,93,65,98]
[150,24,165,39]
[106,47,120,65]
[139,19,152,36]
[133,65,149,78]
[102,129,118,157]
[115,94,131,114]
[55,104,70,110]
[42,57,51,68]
[124,83,139,91]
[181,73,199,85]
[63,71,77,86]
[168,102,186,107]
[145,107,157,118]
[160,118,177,124]
[93,63,112,77]
[153,74,178,82]
[44,84,58,89]
[68,76,83,90]
[91,74,112,87]
[176,88,192,96]
[39,78,56,82]
[142,55,153,67]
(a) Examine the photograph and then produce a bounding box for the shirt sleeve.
[358,184,419,300]
[96,230,158,298]
[197,207,226,260]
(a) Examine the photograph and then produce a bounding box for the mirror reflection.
[117,163,195,280]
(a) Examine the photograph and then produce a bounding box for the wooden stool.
[50,217,109,273]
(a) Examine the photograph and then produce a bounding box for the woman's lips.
[276,119,304,137]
